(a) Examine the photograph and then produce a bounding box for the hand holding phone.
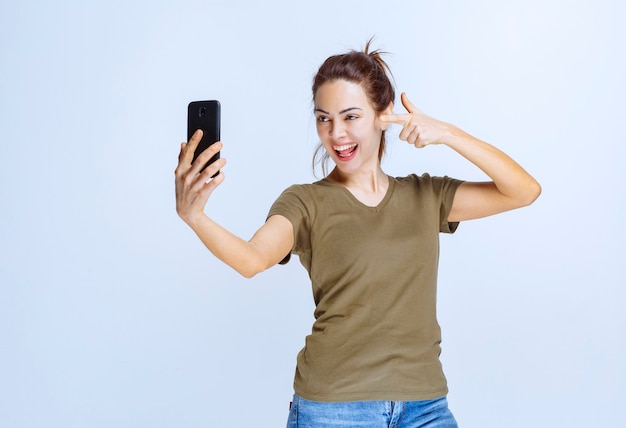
[176,100,224,224]
[187,100,220,175]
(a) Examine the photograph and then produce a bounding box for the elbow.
[239,265,264,279]
[233,241,288,279]
[518,179,542,207]
[237,257,269,279]
[240,271,257,279]
[503,179,542,211]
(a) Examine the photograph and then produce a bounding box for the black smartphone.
[187,100,221,175]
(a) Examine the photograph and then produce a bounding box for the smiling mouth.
[334,143,358,158]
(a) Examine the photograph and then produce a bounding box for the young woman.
[175,42,541,427]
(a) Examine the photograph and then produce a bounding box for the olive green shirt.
[268,173,463,402]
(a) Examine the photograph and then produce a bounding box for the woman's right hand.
[174,129,227,226]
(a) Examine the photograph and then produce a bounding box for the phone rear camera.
[199,107,207,117]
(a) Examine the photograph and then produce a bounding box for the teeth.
[334,143,357,152]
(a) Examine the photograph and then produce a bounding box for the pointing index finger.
[380,113,411,124]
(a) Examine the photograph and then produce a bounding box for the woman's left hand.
[382,94,541,222]
[380,92,454,148]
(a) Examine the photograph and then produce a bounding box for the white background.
[1,1,624,427]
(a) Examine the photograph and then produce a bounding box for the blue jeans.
[286,394,458,428]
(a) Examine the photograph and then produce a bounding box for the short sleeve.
[267,185,313,264]
[427,175,464,234]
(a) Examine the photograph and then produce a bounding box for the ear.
[379,101,394,131]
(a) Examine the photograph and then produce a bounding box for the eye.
[317,116,330,123]
[345,115,359,121]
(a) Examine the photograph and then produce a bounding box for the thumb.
[400,92,420,114]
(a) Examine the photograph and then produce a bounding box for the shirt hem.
[293,386,449,403]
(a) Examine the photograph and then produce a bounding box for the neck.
[328,166,388,194]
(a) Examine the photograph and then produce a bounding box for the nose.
[330,120,347,140]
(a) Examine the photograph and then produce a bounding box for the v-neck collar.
[320,175,395,212]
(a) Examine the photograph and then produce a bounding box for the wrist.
[182,211,209,229]
[441,124,473,149]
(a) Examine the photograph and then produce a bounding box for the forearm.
[443,125,541,205]
[185,214,267,278]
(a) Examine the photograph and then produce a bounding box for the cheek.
[315,123,328,140]
[372,116,385,131]
[364,120,383,139]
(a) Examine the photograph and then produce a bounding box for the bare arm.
[444,131,541,222]
[381,93,541,222]
[175,130,293,278]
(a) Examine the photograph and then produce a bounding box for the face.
[314,79,388,175]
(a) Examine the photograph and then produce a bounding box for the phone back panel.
[187,100,220,171]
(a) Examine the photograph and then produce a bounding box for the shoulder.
[269,179,332,218]
[275,179,332,202]
[393,173,463,190]
[391,174,464,212]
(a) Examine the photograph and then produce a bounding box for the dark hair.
[312,39,396,176]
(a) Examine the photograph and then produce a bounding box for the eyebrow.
[314,107,363,115]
